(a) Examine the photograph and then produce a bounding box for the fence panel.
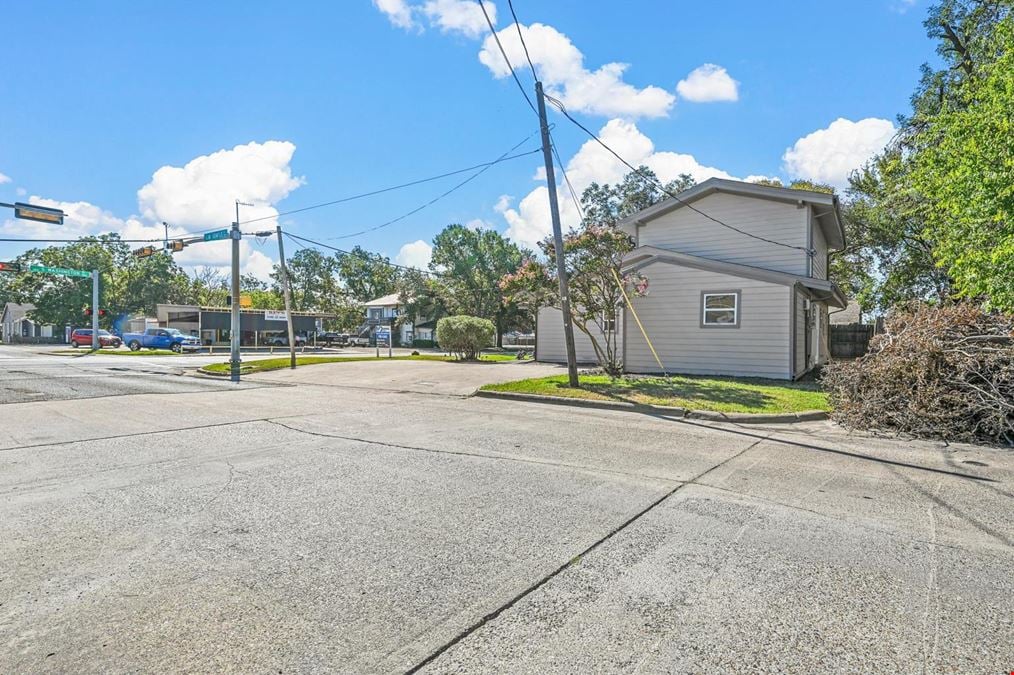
[830,323,874,358]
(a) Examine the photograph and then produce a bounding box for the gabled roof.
[622,245,847,308]
[2,302,36,322]
[363,292,402,307]
[616,177,846,250]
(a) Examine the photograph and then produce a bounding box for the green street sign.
[204,229,230,242]
[29,264,91,278]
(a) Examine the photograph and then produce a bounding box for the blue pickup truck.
[123,327,201,353]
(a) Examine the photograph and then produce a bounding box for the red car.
[70,328,122,349]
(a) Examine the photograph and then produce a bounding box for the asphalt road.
[1,346,1011,673]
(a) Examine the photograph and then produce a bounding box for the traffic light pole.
[275,225,297,369]
[91,270,99,351]
[229,206,242,383]
[536,81,580,387]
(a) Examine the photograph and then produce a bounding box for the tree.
[501,226,646,376]
[428,224,530,345]
[840,0,1011,312]
[7,235,200,328]
[910,15,1014,310]
[276,248,341,311]
[580,167,695,228]
[335,246,400,302]
[435,315,495,360]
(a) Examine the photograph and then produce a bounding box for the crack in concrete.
[401,436,770,673]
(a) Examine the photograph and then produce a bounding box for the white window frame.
[701,291,740,328]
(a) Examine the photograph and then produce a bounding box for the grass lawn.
[481,374,829,414]
[202,352,519,375]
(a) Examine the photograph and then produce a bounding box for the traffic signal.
[133,246,156,258]
[168,240,185,252]
[83,308,108,317]
[0,261,22,273]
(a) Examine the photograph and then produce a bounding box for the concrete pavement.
[1,349,1011,672]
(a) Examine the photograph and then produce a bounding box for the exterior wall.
[793,289,807,377]
[629,192,809,276]
[810,209,828,280]
[536,306,616,364]
[624,263,792,379]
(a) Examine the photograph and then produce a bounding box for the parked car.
[70,328,122,349]
[347,334,370,347]
[317,332,349,346]
[265,331,307,347]
[122,327,201,353]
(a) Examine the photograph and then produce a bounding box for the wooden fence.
[830,323,875,358]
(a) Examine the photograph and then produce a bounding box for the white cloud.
[532,166,546,181]
[374,0,418,30]
[245,249,277,282]
[479,22,674,119]
[137,140,303,229]
[783,117,896,188]
[395,239,433,269]
[502,118,735,249]
[676,64,739,103]
[494,194,513,213]
[464,218,492,230]
[2,140,298,280]
[422,0,495,38]
[15,187,26,196]
[0,172,10,184]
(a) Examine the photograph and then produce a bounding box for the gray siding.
[625,263,792,379]
[630,192,808,276]
[811,210,828,280]
[536,306,616,365]
[794,289,807,377]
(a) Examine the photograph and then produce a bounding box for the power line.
[550,135,585,222]
[478,0,537,116]
[0,237,165,244]
[542,93,812,254]
[238,147,540,227]
[319,133,541,242]
[285,232,510,296]
[507,0,539,82]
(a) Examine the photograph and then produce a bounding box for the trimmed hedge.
[412,339,435,349]
[436,315,494,360]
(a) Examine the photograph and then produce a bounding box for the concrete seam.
[402,437,768,673]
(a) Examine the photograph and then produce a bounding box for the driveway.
[250,357,565,396]
[1,349,1011,672]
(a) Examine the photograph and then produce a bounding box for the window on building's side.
[702,292,739,327]
[602,311,617,332]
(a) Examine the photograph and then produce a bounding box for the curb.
[473,389,829,424]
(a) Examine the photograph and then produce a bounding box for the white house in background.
[536,178,847,380]
[2,302,60,344]
[362,293,435,345]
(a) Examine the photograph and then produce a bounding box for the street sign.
[0,261,22,273]
[239,295,252,307]
[204,229,230,242]
[28,264,90,278]
[265,309,288,322]
[14,202,64,225]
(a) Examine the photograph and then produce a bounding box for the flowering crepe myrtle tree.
[500,225,647,377]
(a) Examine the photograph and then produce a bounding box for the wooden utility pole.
[275,225,297,369]
[535,81,579,387]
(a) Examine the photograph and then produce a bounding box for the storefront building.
[155,304,330,346]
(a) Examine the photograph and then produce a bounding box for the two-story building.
[362,293,437,346]
[536,178,847,380]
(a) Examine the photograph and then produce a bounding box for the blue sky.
[1,0,934,276]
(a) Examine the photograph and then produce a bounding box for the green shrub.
[412,339,435,349]
[436,315,495,360]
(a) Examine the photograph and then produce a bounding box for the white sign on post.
[264,310,288,322]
